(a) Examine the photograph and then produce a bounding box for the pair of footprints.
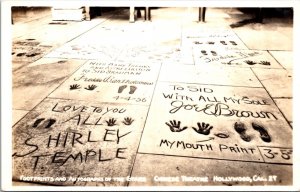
[70,84,97,91]
[32,118,56,128]
[244,60,271,66]
[118,85,137,94]
[234,122,271,143]
[166,120,213,135]
[194,41,237,46]
[201,50,217,56]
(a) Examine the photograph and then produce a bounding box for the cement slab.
[44,42,123,60]
[13,110,29,125]
[129,154,292,186]
[274,98,293,122]
[269,51,293,69]
[12,39,54,70]
[13,58,86,110]
[252,68,292,98]
[117,45,194,65]
[233,24,292,51]
[49,60,161,105]
[182,29,248,50]
[12,98,148,186]
[158,64,262,87]
[193,49,282,68]
[138,82,292,164]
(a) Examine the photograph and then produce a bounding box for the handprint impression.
[70,84,81,90]
[122,117,134,125]
[106,118,117,126]
[165,120,188,132]
[192,122,213,135]
[84,84,97,90]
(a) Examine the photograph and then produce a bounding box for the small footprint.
[220,41,227,45]
[45,119,56,128]
[129,85,137,94]
[252,122,271,142]
[234,122,251,142]
[201,50,208,56]
[118,85,127,93]
[32,118,45,127]
[211,51,217,56]
[230,41,237,45]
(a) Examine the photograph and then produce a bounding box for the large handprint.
[192,122,213,135]
[165,120,188,132]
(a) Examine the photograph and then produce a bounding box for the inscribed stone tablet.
[158,64,262,87]
[193,48,282,68]
[12,98,148,186]
[139,82,292,164]
[182,29,248,50]
[49,60,160,105]
[44,42,123,60]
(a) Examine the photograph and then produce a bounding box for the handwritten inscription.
[139,82,291,164]
[13,99,147,177]
[258,147,293,164]
[160,139,256,155]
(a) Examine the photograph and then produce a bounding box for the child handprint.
[70,84,81,90]
[192,122,213,135]
[259,61,271,65]
[106,118,117,126]
[244,60,256,65]
[85,84,97,90]
[165,120,187,132]
[122,117,134,125]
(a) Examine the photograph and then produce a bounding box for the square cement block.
[252,68,292,98]
[158,64,262,87]
[117,45,194,65]
[182,29,248,50]
[274,98,292,122]
[13,58,86,110]
[193,48,282,68]
[138,82,292,164]
[13,109,29,125]
[12,98,148,186]
[44,42,123,60]
[49,60,161,105]
[269,51,293,69]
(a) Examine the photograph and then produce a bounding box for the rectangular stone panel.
[138,82,293,164]
[274,98,292,122]
[158,64,262,87]
[13,110,29,125]
[12,98,149,186]
[49,60,161,105]
[44,42,124,60]
[182,29,248,50]
[13,58,86,110]
[193,48,283,68]
[117,45,194,65]
[129,154,292,186]
[252,68,292,98]
[269,51,293,69]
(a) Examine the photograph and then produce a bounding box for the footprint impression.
[32,118,56,129]
[118,85,137,94]
[252,122,271,142]
[234,122,251,142]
